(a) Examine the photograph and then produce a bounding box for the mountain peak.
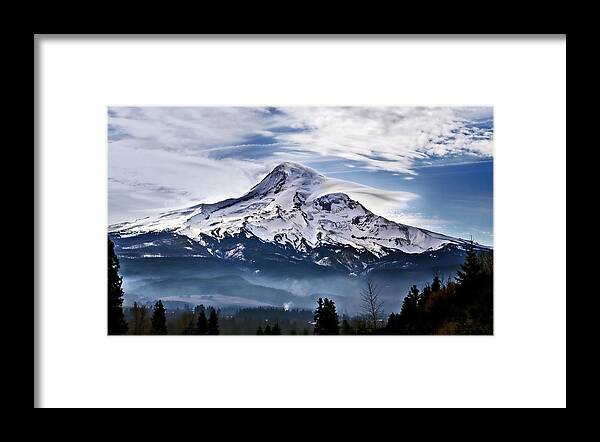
[248,162,325,196]
[270,162,322,178]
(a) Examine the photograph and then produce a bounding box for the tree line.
[128,301,221,335]
[310,242,493,335]
[109,238,492,336]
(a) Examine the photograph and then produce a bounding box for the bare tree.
[131,302,149,335]
[361,280,384,330]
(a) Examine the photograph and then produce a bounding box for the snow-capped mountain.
[110,162,492,311]
[110,162,480,259]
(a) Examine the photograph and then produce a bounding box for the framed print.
[35,35,566,408]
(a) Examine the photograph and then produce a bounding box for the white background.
[36,36,566,408]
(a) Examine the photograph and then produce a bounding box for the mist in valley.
[118,256,458,315]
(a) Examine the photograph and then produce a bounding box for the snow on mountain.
[110,162,477,257]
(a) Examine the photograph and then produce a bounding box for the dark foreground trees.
[313,297,340,335]
[207,308,220,335]
[257,323,282,335]
[151,300,168,335]
[108,239,128,335]
[395,285,422,334]
[384,243,493,335]
[142,302,220,335]
[194,305,208,335]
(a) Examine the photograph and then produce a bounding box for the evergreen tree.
[418,284,433,334]
[151,300,168,335]
[313,298,324,334]
[456,241,481,286]
[313,297,340,335]
[207,308,220,335]
[385,312,402,333]
[271,324,282,335]
[455,240,484,310]
[325,298,340,335]
[431,273,442,293]
[264,324,272,335]
[108,239,128,335]
[420,284,432,312]
[456,250,493,334]
[473,251,494,334]
[256,326,264,335]
[421,284,432,300]
[194,305,208,335]
[397,285,422,334]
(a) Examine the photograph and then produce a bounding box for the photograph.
[108,106,494,335]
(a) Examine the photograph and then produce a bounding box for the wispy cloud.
[274,106,493,174]
[319,178,418,214]
[109,106,493,172]
[109,107,280,150]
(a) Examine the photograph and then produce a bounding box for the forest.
[109,239,493,336]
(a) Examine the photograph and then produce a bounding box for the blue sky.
[108,107,493,245]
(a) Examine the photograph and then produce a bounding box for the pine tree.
[325,298,340,335]
[456,241,481,286]
[420,284,432,310]
[108,239,128,335]
[194,305,208,335]
[256,326,264,335]
[419,284,433,333]
[207,308,220,335]
[151,300,168,335]
[455,240,483,308]
[313,298,324,334]
[313,297,340,335]
[398,285,421,334]
[264,324,272,335]
[385,312,402,333]
[271,324,282,335]
[431,273,442,293]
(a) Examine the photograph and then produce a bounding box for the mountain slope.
[110,162,481,258]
